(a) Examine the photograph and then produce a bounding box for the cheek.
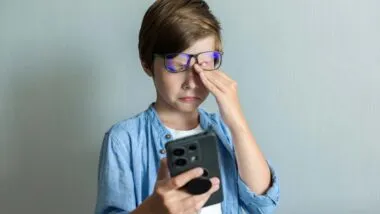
[154,72,183,95]
[152,61,172,92]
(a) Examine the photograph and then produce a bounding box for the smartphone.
[165,130,223,207]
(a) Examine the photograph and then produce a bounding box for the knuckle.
[166,205,180,214]
[170,178,181,188]
[155,187,165,197]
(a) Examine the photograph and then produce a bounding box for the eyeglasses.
[154,51,223,73]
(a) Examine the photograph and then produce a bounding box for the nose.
[182,65,201,90]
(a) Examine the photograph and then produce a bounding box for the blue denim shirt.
[95,104,280,214]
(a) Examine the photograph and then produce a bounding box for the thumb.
[157,158,170,181]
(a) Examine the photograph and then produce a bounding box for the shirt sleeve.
[237,161,280,214]
[214,113,280,213]
[95,132,136,214]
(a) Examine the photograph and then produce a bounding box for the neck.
[154,100,199,130]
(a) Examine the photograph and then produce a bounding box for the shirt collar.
[146,102,213,140]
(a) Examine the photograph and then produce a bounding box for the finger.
[193,63,204,73]
[169,187,193,201]
[182,180,220,211]
[195,64,228,93]
[194,180,221,209]
[185,177,220,203]
[194,64,232,85]
[216,71,238,92]
[201,71,226,93]
[181,195,202,214]
[200,177,220,196]
[196,67,222,95]
[206,68,233,86]
[166,167,204,190]
[203,70,234,93]
[157,158,170,181]
[215,69,234,82]
[209,177,220,186]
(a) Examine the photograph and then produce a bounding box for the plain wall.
[0,0,379,213]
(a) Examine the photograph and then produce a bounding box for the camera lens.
[189,144,197,151]
[173,148,185,156]
[175,158,187,167]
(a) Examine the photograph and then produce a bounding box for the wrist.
[228,117,249,134]
[131,196,154,214]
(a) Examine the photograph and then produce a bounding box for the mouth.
[179,96,201,102]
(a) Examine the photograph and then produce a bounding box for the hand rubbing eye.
[200,62,208,67]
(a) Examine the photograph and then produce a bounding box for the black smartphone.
[165,130,223,207]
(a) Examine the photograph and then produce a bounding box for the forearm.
[130,197,154,214]
[130,207,145,214]
[130,205,149,214]
[229,119,271,195]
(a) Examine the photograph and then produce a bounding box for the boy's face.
[150,36,217,113]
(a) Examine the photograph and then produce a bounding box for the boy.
[95,0,279,213]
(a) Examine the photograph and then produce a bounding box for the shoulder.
[199,108,232,141]
[199,108,220,123]
[199,108,228,129]
[104,110,149,148]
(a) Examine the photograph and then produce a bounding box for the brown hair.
[138,0,222,69]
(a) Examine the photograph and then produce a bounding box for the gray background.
[0,0,379,213]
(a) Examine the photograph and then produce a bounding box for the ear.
[141,61,153,77]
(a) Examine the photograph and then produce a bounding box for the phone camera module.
[175,158,187,167]
[173,148,185,156]
[188,144,197,151]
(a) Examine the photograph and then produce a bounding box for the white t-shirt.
[165,125,222,214]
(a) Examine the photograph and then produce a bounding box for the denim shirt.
[95,104,280,214]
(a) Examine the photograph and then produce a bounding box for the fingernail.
[210,177,220,185]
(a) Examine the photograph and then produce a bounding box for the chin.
[175,101,201,113]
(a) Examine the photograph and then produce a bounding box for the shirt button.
[165,134,172,139]
[159,149,166,154]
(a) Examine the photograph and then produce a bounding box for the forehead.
[182,36,216,54]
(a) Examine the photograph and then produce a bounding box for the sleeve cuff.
[237,161,280,208]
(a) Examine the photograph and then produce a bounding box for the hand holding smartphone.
[165,130,223,207]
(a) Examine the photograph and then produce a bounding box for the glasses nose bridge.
[185,54,200,78]
[187,53,200,67]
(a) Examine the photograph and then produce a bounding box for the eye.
[179,65,187,71]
